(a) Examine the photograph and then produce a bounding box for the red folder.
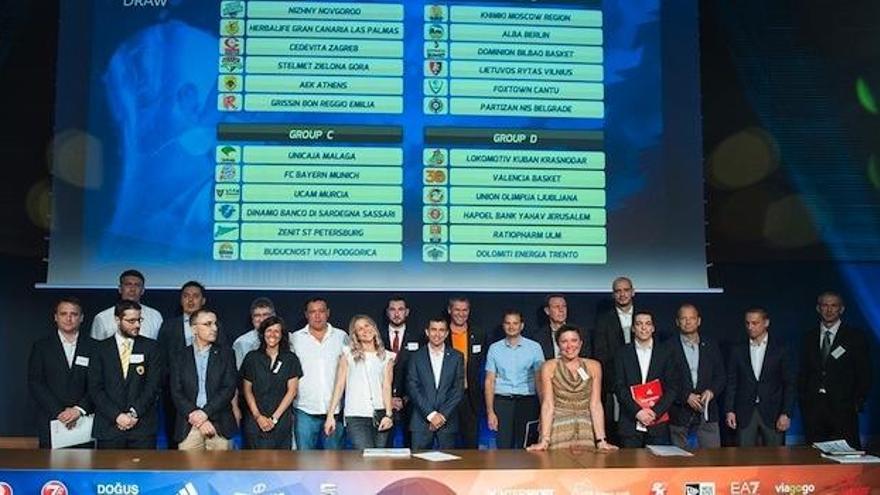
[630,379,669,425]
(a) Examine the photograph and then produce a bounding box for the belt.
[495,394,535,400]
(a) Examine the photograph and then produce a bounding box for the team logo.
[428,224,443,243]
[219,94,241,111]
[424,168,446,184]
[685,482,715,495]
[41,480,68,495]
[216,164,238,181]
[427,5,445,21]
[220,55,243,73]
[774,483,815,494]
[218,204,238,220]
[216,242,236,260]
[650,482,667,495]
[425,41,446,60]
[0,482,13,495]
[220,1,244,18]
[221,37,242,56]
[428,60,443,76]
[426,207,445,222]
[427,24,445,40]
[427,97,445,114]
[217,145,240,163]
[425,187,445,204]
[428,79,444,94]
[221,75,241,92]
[221,20,242,36]
[427,149,446,165]
[215,186,241,201]
[214,224,239,239]
[423,244,447,262]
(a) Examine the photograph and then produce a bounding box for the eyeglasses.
[122,317,143,324]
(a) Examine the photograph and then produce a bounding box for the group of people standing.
[28,270,872,453]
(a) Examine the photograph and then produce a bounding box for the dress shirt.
[429,344,446,389]
[818,320,841,349]
[58,330,78,367]
[388,325,405,353]
[290,324,347,415]
[680,335,700,388]
[91,303,163,340]
[616,306,634,344]
[485,336,544,395]
[232,329,260,369]
[550,324,563,357]
[749,334,768,381]
[635,339,653,384]
[194,344,211,408]
[182,316,194,348]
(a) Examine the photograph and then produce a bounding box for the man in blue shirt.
[485,309,545,449]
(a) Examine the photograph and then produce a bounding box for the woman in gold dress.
[527,325,617,452]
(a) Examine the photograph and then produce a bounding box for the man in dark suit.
[407,317,465,449]
[667,303,725,449]
[88,300,163,449]
[28,297,96,448]
[614,310,678,447]
[158,280,227,448]
[799,291,871,448]
[446,296,486,448]
[527,294,591,360]
[725,307,795,446]
[593,276,637,444]
[381,295,425,447]
[169,307,237,450]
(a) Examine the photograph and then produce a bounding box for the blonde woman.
[324,315,395,448]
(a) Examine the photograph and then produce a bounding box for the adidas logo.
[177,483,198,495]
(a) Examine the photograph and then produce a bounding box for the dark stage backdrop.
[1,0,878,447]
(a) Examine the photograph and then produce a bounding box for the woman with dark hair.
[527,325,617,452]
[324,315,395,448]
[240,315,302,449]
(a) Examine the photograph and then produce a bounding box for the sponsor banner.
[0,465,877,495]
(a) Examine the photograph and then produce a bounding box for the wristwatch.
[270,415,278,425]
[384,412,393,419]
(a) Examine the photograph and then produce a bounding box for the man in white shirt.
[232,297,276,369]
[90,269,163,340]
[290,297,347,450]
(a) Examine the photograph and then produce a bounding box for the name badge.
[471,344,481,354]
[272,360,283,374]
[577,368,589,381]
[831,346,846,359]
[406,342,419,351]
[74,356,89,367]
[130,354,145,364]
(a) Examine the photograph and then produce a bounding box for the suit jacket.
[614,340,679,437]
[169,344,238,442]
[667,335,726,425]
[88,335,163,440]
[27,331,96,447]
[406,346,465,433]
[446,325,486,413]
[724,335,796,424]
[381,325,427,399]
[593,308,635,396]
[526,323,591,361]
[798,324,870,411]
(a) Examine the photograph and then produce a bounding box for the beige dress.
[548,358,595,450]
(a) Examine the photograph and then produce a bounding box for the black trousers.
[801,396,861,448]
[494,395,539,449]
[456,397,479,448]
[620,424,670,448]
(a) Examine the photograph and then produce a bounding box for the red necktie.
[392,331,400,353]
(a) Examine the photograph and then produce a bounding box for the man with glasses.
[89,300,163,449]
